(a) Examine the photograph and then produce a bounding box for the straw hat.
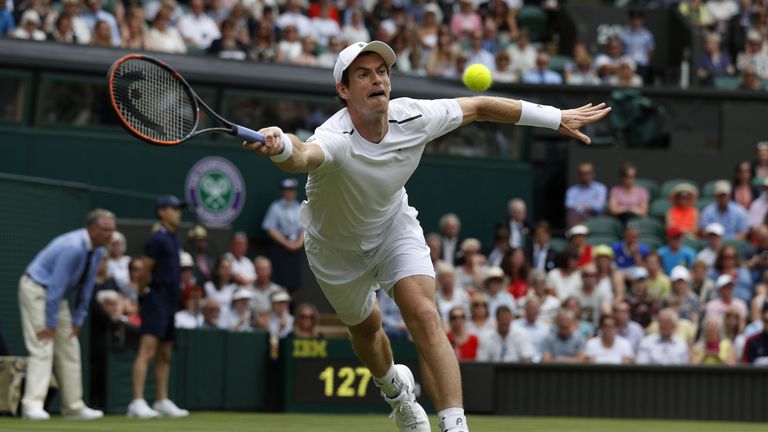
[668,182,698,201]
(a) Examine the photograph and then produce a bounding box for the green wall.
[0,126,532,243]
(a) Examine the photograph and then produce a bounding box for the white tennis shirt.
[300,97,464,252]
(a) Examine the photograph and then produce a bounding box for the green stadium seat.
[587,234,619,247]
[629,217,665,238]
[635,178,660,201]
[550,237,569,253]
[702,179,728,198]
[549,55,570,73]
[682,236,705,252]
[714,76,740,90]
[649,198,671,219]
[585,215,623,237]
[723,238,752,257]
[517,6,548,42]
[639,234,663,250]
[697,197,714,210]
[660,179,699,200]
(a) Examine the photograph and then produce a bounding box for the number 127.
[318,366,372,397]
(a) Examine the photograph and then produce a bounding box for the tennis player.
[244,41,610,432]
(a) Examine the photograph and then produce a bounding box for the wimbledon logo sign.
[185,156,245,227]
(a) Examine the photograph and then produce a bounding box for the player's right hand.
[243,126,284,157]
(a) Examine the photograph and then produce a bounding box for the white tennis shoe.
[127,399,159,419]
[384,364,431,432]
[63,406,104,420]
[153,399,189,418]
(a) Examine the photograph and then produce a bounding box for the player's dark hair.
[336,69,350,107]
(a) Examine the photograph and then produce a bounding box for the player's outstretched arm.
[242,127,325,173]
[457,96,611,145]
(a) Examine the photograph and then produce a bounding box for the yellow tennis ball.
[463,63,493,92]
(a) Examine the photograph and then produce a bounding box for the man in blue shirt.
[0,0,14,37]
[700,180,749,240]
[262,178,304,291]
[620,9,655,82]
[522,52,564,85]
[128,195,189,419]
[612,223,650,269]
[18,209,115,420]
[657,226,697,274]
[565,161,607,227]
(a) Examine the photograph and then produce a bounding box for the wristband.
[270,131,293,163]
[517,100,562,130]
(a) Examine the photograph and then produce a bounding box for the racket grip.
[234,125,265,143]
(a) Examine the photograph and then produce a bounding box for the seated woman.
[608,162,649,223]
[693,316,737,365]
[666,182,699,237]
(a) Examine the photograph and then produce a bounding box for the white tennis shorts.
[304,208,435,326]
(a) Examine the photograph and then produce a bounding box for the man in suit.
[439,213,463,266]
[18,209,116,420]
[525,221,558,274]
[502,198,531,249]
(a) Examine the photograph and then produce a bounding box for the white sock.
[373,364,403,398]
[438,407,468,431]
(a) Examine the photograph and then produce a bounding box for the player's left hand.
[243,126,285,157]
[558,103,611,145]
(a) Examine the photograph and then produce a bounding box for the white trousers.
[18,275,85,414]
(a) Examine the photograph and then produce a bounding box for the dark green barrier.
[460,362,768,422]
[101,329,268,414]
[0,174,91,356]
[281,337,429,414]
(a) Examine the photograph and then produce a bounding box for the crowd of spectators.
[92,224,318,342]
[1,0,767,90]
[401,141,768,366]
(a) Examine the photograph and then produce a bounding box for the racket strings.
[111,59,196,142]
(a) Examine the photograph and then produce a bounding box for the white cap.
[670,266,690,282]
[629,266,649,281]
[716,274,734,289]
[483,266,505,284]
[232,288,254,301]
[705,223,724,237]
[567,224,589,238]
[180,251,194,268]
[96,289,120,304]
[271,290,291,303]
[333,41,397,83]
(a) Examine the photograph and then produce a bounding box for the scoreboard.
[281,337,431,413]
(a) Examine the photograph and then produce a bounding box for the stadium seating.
[649,197,671,219]
[639,234,663,250]
[629,217,665,238]
[585,215,623,237]
[587,234,619,247]
[723,238,752,257]
[550,237,569,253]
[696,197,714,210]
[660,179,699,199]
[702,179,728,198]
[682,236,704,252]
[635,178,660,201]
[517,5,548,42]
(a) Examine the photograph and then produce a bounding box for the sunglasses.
[471,302,488,307]
[298,314,315,320]
[449,315,466,321]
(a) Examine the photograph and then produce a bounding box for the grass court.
[1,412,765,432]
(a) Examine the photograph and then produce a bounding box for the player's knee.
[403,300,441,334]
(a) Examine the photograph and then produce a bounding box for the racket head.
[107,54,200,146]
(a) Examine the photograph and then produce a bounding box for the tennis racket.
[107,54,264,146]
